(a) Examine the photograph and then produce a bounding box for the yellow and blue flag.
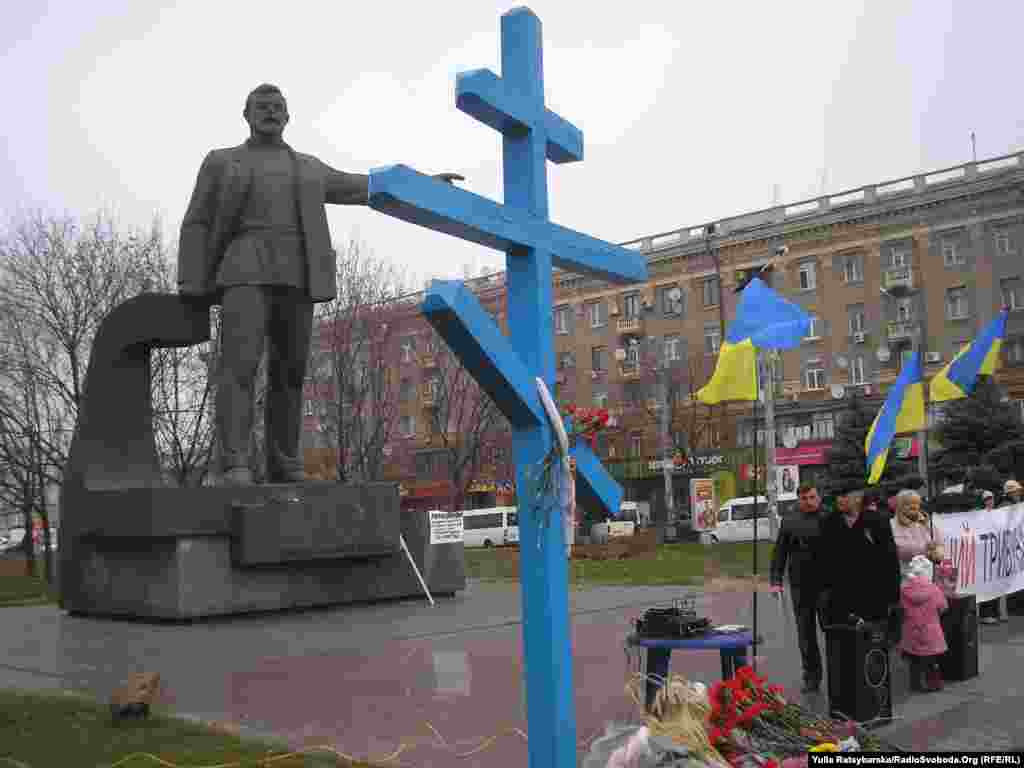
[697,278,812,405]
[930,310,1008,403]
[865,351,925,485]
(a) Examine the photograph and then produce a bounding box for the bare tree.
[421,329,505,510]
[0,211,168,577]
[307,239,409,482]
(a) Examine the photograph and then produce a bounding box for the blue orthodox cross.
[368,9,647,767]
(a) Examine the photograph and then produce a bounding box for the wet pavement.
[1,580,1022,765]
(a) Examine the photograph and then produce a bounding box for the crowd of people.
[769,478,1023,696]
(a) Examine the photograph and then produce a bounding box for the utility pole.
[707,223,728,446]
[765,245,786,537]
[660,366,674,521]
[764,351,779,537]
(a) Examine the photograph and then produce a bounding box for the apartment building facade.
[303,151,1024,517]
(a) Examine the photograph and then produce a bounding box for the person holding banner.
[980,482,1016,624]
[890,490,943,584]
[1000,479,1023,507]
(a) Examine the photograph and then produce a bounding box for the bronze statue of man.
[178,83,460,485]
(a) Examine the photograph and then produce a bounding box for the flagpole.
[752,352,761,674]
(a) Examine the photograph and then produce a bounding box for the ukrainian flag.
[929,310,1008,403]
[697,278,812,405]
[865,351,925,485]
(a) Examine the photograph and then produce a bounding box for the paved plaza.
[1,579,1022,766]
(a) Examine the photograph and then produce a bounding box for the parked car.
[701,494,797,544]
[1,527,26,553]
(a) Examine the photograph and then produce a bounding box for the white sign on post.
[429,510,464,545]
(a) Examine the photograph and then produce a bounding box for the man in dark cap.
[814,486,901,627]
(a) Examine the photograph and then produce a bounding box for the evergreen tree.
[931,376,1024,488]
[824,395,920,496]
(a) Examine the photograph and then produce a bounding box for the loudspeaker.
[940,594,978,681]
[826,623,893,726]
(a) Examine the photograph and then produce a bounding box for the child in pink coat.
[899,555,948,692]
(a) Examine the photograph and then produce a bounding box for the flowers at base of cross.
[526,403,611,510]
[705,666,787,748]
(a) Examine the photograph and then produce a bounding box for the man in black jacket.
[770,483,826,692]
[814,488,901,627]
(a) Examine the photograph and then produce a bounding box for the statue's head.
[244,83,289,140]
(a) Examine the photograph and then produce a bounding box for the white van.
[462,507,519,548]
[704,493,798,544]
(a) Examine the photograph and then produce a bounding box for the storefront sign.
[690,478,718,532]
[931,503,1024,602]
[467,481,497,494]
[429,510,464,545]
[774,442,831,466]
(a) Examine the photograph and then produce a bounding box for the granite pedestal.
[59,293,464,620]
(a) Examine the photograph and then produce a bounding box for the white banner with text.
[930,502,1024,603]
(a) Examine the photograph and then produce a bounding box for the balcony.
[420,353,437,369]
[617,316,643,335]
[887,320,918,340]
[883,266,914,292]
[620,362,641,380]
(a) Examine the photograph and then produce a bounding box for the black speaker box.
[940,594,979,681]
[826,623,893,726]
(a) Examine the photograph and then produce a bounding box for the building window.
[1005,337,1024,365]
[558,350,576,369]
[400,414,416,437]
[704,324,721,354]
[805,314,821,339]
[664,334,682,362]
[587,300,607,328]
[554,306,569,334]
[849,356,865,385]
[812,412,835,440]
[660,284,684,316]
[399,377,414,401]
[400,337,415,363]
[622,292,640,319]
[1001,277,1021,311]
[629,433,643,458]
[942,237,964,266]
[702,277,720,308]
[804,366,825,391]
[624,342,640,365]
[591,346,608,371]
[304,399,314,416]
[995,229,1013,256]
[848,304,866,334]
[946,287,968,320]
[890,246,908,267]
[896,297,913,322]
[798,261,817,291]
[843,255,863,284]
[593,389,608,408]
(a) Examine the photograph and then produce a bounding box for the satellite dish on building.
[668,287,682,302]
[835,355,849,369]
[831,384,846,399]
[876,346,891,363]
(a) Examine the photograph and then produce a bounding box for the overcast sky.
[4,1,1024,289]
